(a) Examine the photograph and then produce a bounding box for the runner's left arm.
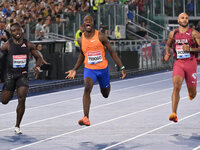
[99,32,126,79]
[0,41,9,82]
[183,30,200,52]
[191,29,200,52]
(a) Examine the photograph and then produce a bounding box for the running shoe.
[78,116,90,126]
[189,96,194,101]
[15,127,22,134]
[169,113,178,123]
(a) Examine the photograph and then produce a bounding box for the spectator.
[74,24,84,52]
[9,11,17,22]
[57,2,63,14]
[43,6,50,17]
[195,20,200,33]
[187,0,194,15]
[138,0,143,13]
[0,21,8,47]
[112,0,120,4]
[93,0,105,12]
[36,44,52,80]
[2,3,11,18]
[0,4,4,17]
[55,14,62,29]
[35,18,44,40]
[42,16,51,39]
[105,0,111,4]
[81,0,90,12]
[136,21,148,38]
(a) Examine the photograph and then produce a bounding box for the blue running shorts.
[84,67,110,89]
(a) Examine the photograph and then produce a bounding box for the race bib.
[87,51,103,64]
[176,45,190,59]
[13,55,27,68]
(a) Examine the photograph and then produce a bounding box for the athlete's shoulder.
[6,38,12,44]
[26,40,33,46]
[168,30,175,39]
[27,41,35,50]
[98,31,107,42]
[78,36,82,46]
[192,28,199,35]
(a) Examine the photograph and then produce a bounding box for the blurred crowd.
[0,0,150,42]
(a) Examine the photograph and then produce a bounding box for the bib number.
[87,51,103,64]
[13,55,27,68]
[176,45,190,59]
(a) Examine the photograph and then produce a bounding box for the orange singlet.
[81,30,108,70]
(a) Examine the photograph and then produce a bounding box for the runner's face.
[83,16,94,32]
[178,13,189,27]
[10,25,22,40]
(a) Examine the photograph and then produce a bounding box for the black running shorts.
[2,72,29,92]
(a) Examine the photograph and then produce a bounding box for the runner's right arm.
[65,37,84,79]
[0,42,8,82]
[164,31,174,61]
[1,41,9,52]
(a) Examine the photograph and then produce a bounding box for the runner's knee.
[1,99,9,105]
[18,96,26,104]
[1,91,14,104]
[101,86,110,98]
[1,96,11,104]
[102,93,109,98]
[84,82,93,93]
[173,83,182,92]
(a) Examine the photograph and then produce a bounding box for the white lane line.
[193,145,200,150]
[11,99,173,150]
[0,85,174,132]
[11,91,200,150]
[8,71,172,101]
[102,111,200,150]
[0,78,172,117]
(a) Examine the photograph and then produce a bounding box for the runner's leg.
[15,86,28,128]
[172,76,184,114]
[100,86,110,98]
[83,77,94,118]
[1,90,14,104]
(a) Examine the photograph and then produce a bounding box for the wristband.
[36,66,41,72]
[120,66,125,70]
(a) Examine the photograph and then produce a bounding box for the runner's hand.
[65,70,76,79]
[120,69,126,79]
[164,53,171,62]
[33,66,40,79]
[182,44,190,51]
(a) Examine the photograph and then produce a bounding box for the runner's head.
[83,15,94,33]
[10,23,23,41]
[178,12,189,28]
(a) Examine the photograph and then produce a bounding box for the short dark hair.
[10,22,21,29]
[38,18,42,22]
[56,14,60,18]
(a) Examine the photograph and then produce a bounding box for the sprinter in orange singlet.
[65,15,126,126]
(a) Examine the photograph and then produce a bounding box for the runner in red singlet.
[165,12,200,122]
